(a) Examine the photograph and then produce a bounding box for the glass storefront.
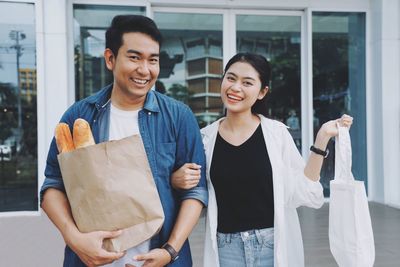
[0,2,37,211]
[69,6,367,199]
[312,12,367,196]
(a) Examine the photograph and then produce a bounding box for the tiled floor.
[189,202,400,267]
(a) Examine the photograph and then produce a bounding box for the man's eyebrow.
[126,49,159,57]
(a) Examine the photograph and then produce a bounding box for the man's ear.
[258,86,269,100]
[104,48,115,71]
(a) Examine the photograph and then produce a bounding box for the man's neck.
[110,89,145,111]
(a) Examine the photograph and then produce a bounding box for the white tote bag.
[329,125,375,267]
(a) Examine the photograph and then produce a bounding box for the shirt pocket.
[156,142,176,184]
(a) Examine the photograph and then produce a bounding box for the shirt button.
[148,112,151,115]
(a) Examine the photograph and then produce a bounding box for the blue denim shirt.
[40,84,208,267]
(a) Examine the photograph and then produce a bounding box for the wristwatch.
[162,243,179,263]
[310,145,329,158]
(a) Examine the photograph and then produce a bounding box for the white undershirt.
[103,103,149,267]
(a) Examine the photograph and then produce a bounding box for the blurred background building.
[0,0,399,266]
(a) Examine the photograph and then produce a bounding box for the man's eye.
[129,56,140,60]
[227,76,235,81]
[150,58,159,64]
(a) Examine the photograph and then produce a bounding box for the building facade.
[0,0,399,265]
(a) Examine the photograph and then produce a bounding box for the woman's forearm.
[304,130,331,181]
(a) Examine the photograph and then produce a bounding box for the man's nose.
[137,61,150,76]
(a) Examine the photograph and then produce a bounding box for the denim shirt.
[40,84,208,267]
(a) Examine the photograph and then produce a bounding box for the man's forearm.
[166,199,203,252]
[41,188,79,243]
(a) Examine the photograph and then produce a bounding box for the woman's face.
[221,61,267,115]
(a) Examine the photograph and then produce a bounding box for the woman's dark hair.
[105,15,163,58]
[224,53,272,117]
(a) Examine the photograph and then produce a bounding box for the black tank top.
[210,124,274,233]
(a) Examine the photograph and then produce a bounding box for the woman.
[172,53,353,267]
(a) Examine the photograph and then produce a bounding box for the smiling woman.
[0,1,37,212]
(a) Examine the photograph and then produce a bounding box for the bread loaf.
[55,123,75,153]
[73,118,95,149]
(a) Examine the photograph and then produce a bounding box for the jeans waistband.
[217,227,274,244]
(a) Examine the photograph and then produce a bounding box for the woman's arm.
[171,163,201,190]
[304,114,353,181]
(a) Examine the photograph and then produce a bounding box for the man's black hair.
[105,15,162,57]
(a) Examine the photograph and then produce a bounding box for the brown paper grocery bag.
[57,135,164,252]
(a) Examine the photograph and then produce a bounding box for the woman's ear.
[104,48,115,71]
[258,86,269,100]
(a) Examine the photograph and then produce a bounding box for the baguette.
[73,118,95,149]
[55,123,75,153]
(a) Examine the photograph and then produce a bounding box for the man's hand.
[67,229,125,267]
[171,163,201,190]
[126,248,171,267]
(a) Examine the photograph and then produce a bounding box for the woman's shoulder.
[200,118,223,136]
[259,115,289,130]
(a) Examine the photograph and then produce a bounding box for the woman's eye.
[227,76,235,81]
[244,81,253,86]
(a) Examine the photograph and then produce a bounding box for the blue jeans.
[217,228,274,267]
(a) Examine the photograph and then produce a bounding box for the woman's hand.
[318,114,353,139]
[171,163,201,190]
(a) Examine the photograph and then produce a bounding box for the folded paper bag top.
[58,134,165,252]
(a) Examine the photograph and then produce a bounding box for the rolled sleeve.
[175,106,208,207]
[179,186,208,207]
[40,176,66,204]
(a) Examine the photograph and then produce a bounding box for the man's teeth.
[133,78,148,84]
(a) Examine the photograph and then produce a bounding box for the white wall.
[0,0,70,265]
[369,0,400,207]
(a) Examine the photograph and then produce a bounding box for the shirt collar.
[85,84,160,113]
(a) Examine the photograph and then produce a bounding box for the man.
[41,15,207,267]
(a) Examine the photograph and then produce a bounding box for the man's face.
[105,32,160,105]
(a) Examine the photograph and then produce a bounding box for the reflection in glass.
[73,5,146,100]
[0,2,37,211]
[313,12,366,196]
[237,15,302,150]
[154,12,223,128]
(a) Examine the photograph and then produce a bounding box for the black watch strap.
[310,145,329,158]
[162,243,179,263]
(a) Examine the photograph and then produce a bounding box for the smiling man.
[40,15,207,267]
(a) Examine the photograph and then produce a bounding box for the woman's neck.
[223,111,260,133]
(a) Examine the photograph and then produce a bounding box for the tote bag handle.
[334,123,354,181]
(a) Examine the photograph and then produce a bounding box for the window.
[73,4,146,100]
[154,12,223,128]
[312,12,367,196]
[0,2,37,212]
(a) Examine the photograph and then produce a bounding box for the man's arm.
[134,106,207,266]
[42,188,124,267]
[134,199,203,266]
